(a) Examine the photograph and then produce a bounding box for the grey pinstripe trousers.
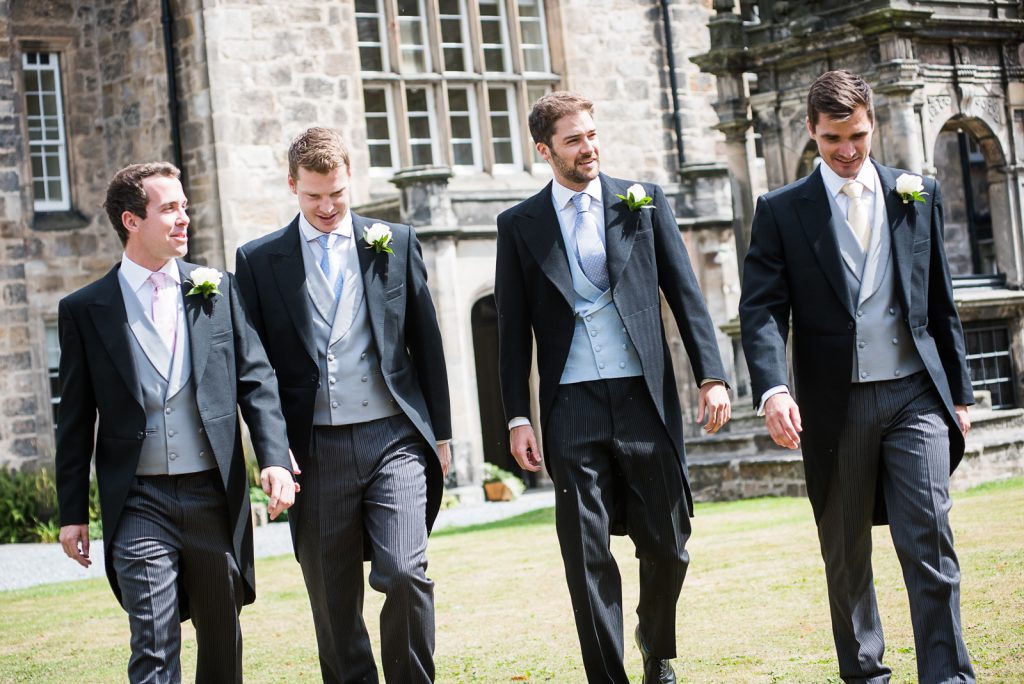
[818,371,974,683]
[296,414,434,684]
[544,377,690,684]
[110,469,244,684]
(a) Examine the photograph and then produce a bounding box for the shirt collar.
[820,158,878,200]
[551,176,603,211]
[120,253,180,292]
[299,210,353,243]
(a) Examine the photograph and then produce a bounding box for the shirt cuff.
[508,416,531,430]
[700,378,726,387]
[436,439,450,446]
[757,385,790,416]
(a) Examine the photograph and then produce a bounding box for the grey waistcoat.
[300,236,400,426]
[119,272,216,476]
[829,189,925,384]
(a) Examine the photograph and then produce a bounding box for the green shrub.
[0,466,103,544]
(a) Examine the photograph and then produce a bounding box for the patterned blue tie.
[316,234,344,301]
[571,192,610,291]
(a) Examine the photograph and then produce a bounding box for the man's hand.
[697,381,732,434]
[509,425,542,472]
[954,404,970,437]
[764,393,802,449]
[59,524,91,568]
[437,442,452,477]
[288,449,302,494]
[261,465,296,521]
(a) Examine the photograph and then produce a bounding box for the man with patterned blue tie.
[55,162,295,683]
[494,92,732,683]
[235,127,451,683]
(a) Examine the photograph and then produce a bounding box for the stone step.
[969,408,1024,434]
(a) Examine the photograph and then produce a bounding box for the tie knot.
[317,234,332,251]
[841,181,864,200]
[571,192,591,213]
[148,272,174,290]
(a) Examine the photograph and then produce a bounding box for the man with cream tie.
[235,127,451,683]
[495,92,732,683]
[55,162,295,683]
[740,70,975,681]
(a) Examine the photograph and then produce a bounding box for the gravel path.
[0,488,555,592]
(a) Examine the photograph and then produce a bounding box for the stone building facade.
[2,0,1020,496]
[0,0,738,490]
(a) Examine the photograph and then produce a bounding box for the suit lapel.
[354,213,388,348]
[179,261,210,385]
[87,265,144,408]
[270,218,318,364]
[876,162,913,310]
[797,167,855,317]
[601,174,637,290]
[517,183,575,307]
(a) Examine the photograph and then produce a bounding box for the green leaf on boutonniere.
[616,183,655,211]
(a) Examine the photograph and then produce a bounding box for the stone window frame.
[358,0,562,176]
[15,37,89,231]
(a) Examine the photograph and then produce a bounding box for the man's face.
[807,105,874,180]
[537,110,600,190]
[289,165,351,234]
[123,175,189,270]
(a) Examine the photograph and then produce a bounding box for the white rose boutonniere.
[896,173,928,205]
[186,266,223,299]
[364,222,394,255]
[615,183,654,211]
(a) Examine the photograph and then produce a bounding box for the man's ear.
[805,116,816,140]
[536,141,551,162]
[121,211,139,236]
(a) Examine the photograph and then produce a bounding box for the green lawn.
[1,479,1021,682]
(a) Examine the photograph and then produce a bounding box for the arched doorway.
[471,295,539,486]
[933,119,1006,279]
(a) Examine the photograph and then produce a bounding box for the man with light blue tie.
[235,127,452,683]
[494,92,732,683]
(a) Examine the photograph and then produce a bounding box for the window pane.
[45,154,60,177]
[47,180,62,201]
[451,115,472,139]
[407,88,428,111]
[360,46,384,72]
[493,141,514,164]
[484,50,504,72]
[369,144,393,168]
[441,17,463,43]
[409,116,432,139]
[34,179,46,199]
[42,94,57,116]
[523,48,545,72]
[366,117,391,139]
[443,48,465,72]
[356,0,378,11]
[453,142,475,165]
[412,143,433,166]
[448,89,468,111]
[521,22,542,45]
[357,17,381,42]
[25,70,38,92]
[364,89,387,112]
[489,88,508,110]
[439,0,460,12]
[481,21,503,44]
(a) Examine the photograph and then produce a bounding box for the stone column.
[390,166,481,494]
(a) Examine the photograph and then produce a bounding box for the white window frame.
[405,85,440,167]
[397,0,433,74]
[355,0,391,73]
[488,85,522,171]
[478,0,513,74]
[23,52,71,212]
[438,0,473,73]
[364,85,401,175]
[446,85,482,171]
[517,0,551,74]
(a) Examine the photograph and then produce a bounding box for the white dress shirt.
[120,253,182,322]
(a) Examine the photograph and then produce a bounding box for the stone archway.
[933,117,1010,279]
[795,140,820,181]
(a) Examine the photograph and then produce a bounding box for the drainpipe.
[659,0,686,169]
[161,0,184,182]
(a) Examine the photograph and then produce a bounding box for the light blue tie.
[316,234,344,301]
[571,192,610,291]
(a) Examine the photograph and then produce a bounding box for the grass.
[1,478,1021,682]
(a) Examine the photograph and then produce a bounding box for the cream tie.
[841,181,870,251]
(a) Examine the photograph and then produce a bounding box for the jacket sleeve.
[494,212,533,423]
[227,272,292,471]
[925,180,973,406]
[404,227,453,441]
[739,194,792,408]
[651,183,728,386]
[54,298,96,526]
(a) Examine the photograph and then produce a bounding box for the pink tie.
[149,272,178,353]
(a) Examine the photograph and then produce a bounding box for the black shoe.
[635,625,676,684]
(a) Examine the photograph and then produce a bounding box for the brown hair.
[528,91,595,147]
[807,70,874,129]
[104,162,181,246]
[288,127,350,179]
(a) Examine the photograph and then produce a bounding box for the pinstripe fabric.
[818,371,974,683]
[110,469,243,684]
[544,377,690,683]
[296,413,434,684]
